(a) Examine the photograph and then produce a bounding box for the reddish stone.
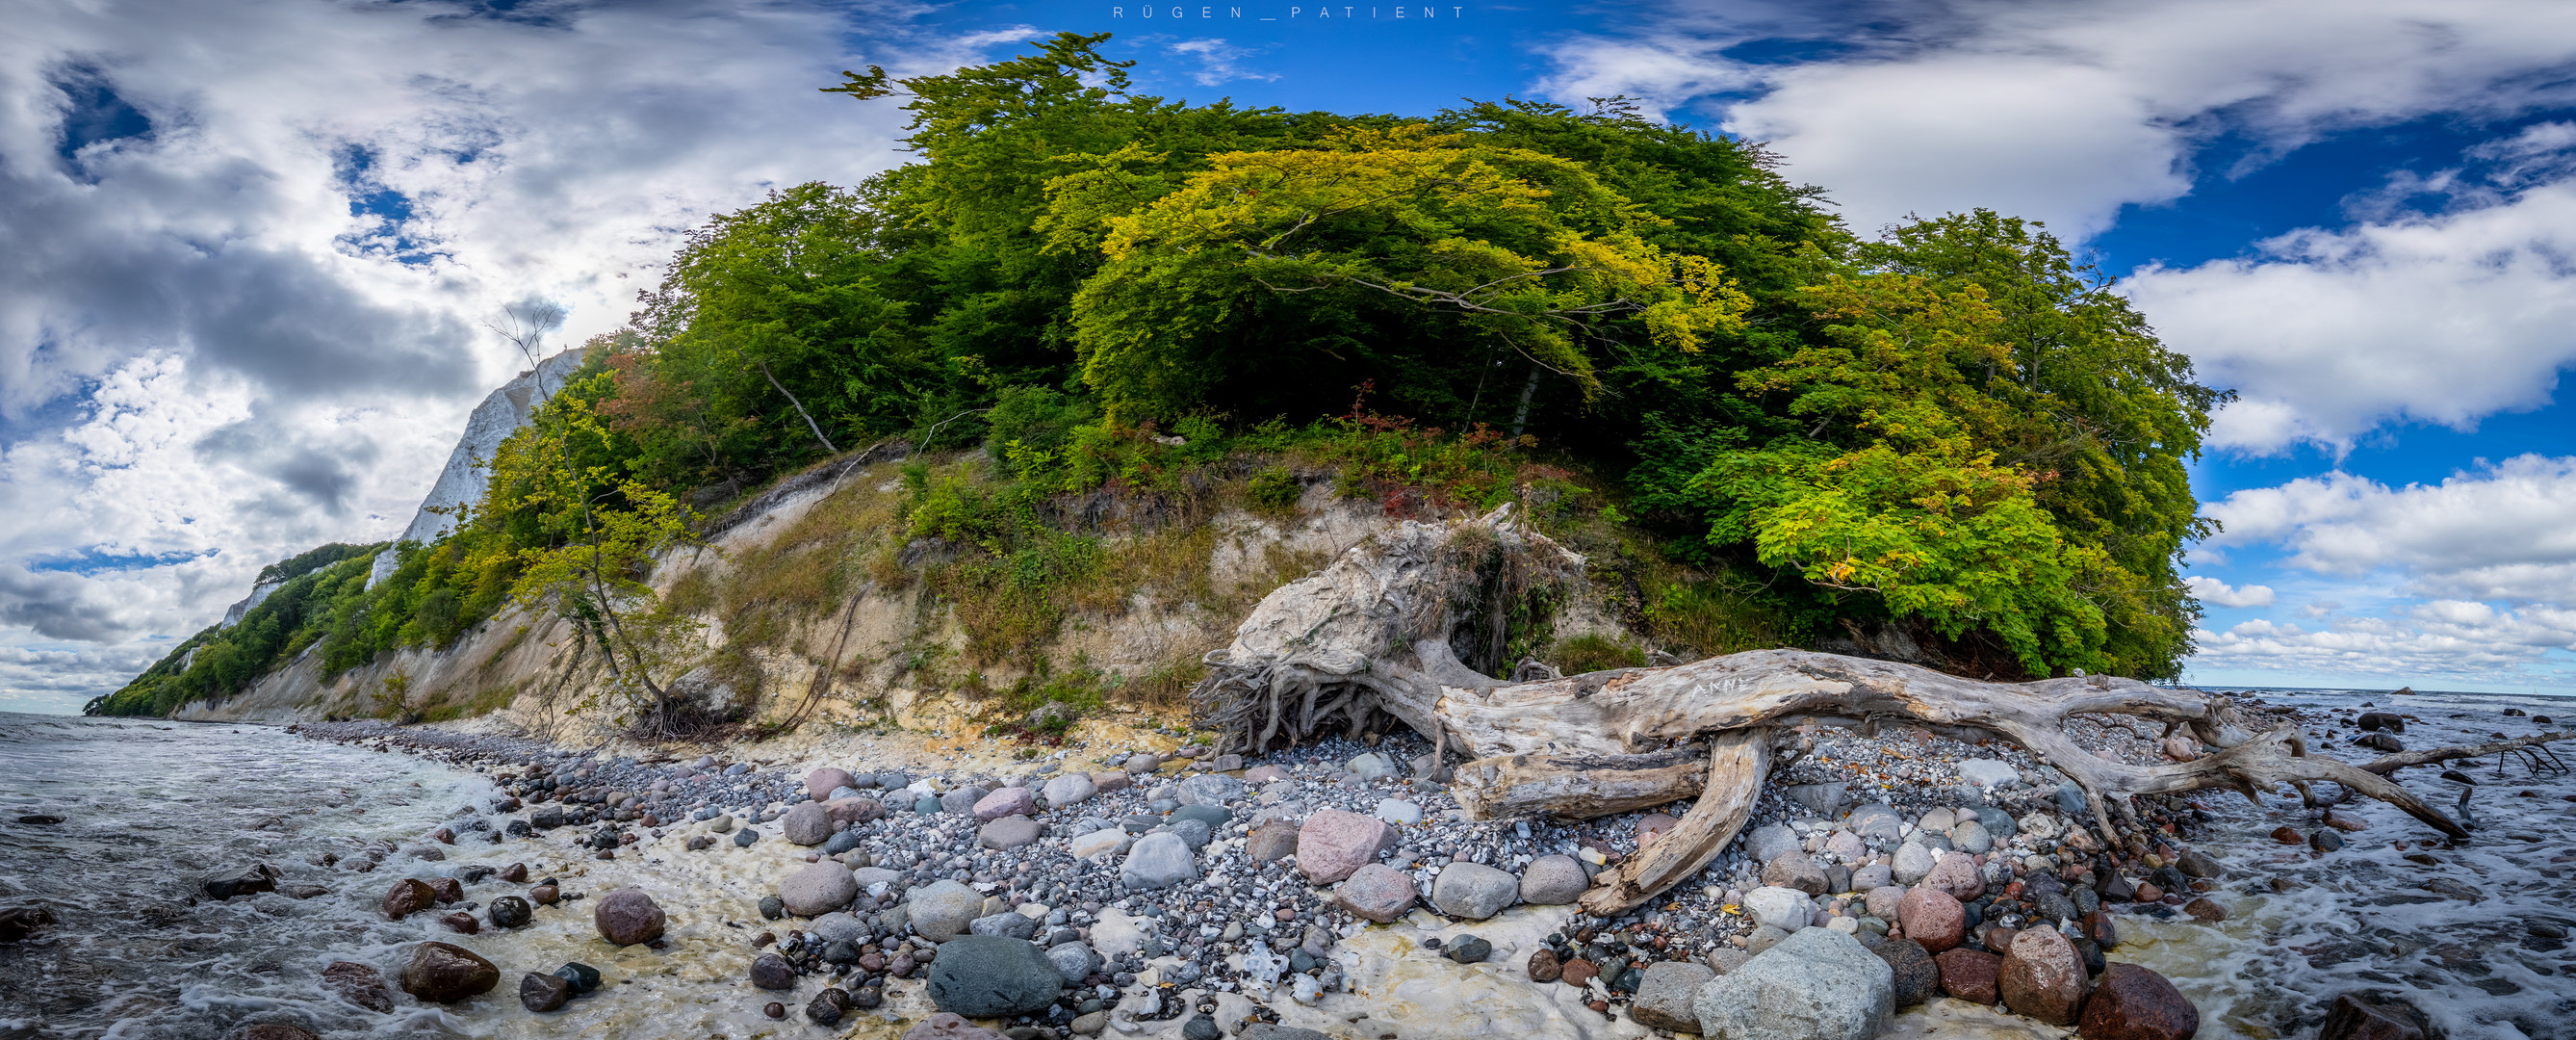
[1636,813,1681,847]
[2133,881,2164,902]
[529,884,559,905]
[322,960,395,1012]
[806,767,857,800]
[381,879,435,920]
[440,911,479,934]
[825,797,886,824]
[399,941,500,1003]
[426,877,463,903]
[2270,826,2303,845]
[1296,809,1392,884]
[499,863,528,883]
[1924,851,1987,901]
[594,888,666,946]
[2079,911,2121,949]
[2078,962,2201,1040]
[1559,958,1599,988]
[1898,885,1967,953]
[1999,927,2090,1026]
[1528,948,1562,982]
[1935,948,2002,1004]
[2182,897,2227,923]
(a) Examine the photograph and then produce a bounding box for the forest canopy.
[91,32,2223,716]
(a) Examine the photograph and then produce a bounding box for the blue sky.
[2,0,2571,711]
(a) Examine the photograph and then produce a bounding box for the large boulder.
[203,864,279,900]
[594,889,666,946]
[1519,855,1589,905]
[1119,832,1198,890]
[1998,926,2090,1026]
[907,880,987,942]
[1742,824,1800,865]
[807,767,857,801]
[926,935,1063,1018]
[781,803,834,846]
[1295,810,1390,884]
[1430,863,1518,920]
[1633,960,1716,1032]
[399,941,499,1002]
[382,878,436,920]
[322,960,395,1012]
[779,862,859,916]
[2078,962,2201,1040]
[2317,993,2430,1040]
[1689,926,1893,1040]
[825,796,886,825]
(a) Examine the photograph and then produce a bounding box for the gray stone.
[1746,925,1791,955]
[1843,804,1903,843]
[1170,804,1231,830]
[779,862,859,917]
[907,880,987,942]
[1043,773,1097,807]
[1240,1027,1331,1040]
[1430,862,1519,920]
[940,786,990,815]
[1519,855,1588,905]
[1634,960,1716,1033]
[1785,783,1848,818]
[1949,819,1993,854]
[1120,833,1198,890]
[1690,926,1893,1040]
[1892,843,1937,885]
[968,912,1040,939]
[980,816,1042,850]
[1742,886,1812,931]
[1864,886,1905,920]
[1069,829,1130,859]
[1744,823,1800,865]
[852,867,903,893]
[973,788,1036,821]
[1375,799,1423,825]
[1345,753,1397,780]
[1763,854,1828,896]
[1177,773,1246,806]
[1955,760,2019,789]
[1706,949,1752,975]
[925,935,1062,1018]
[1850,864,1893,892]
[811,912,867,945]
[1164,818,1213,849]
[781,802,834,845]
[1044,941,1098,984]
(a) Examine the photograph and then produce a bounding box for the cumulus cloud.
[2183,576,2275,609]
[1537,0,2576,237]
[2202,455,2576,603]
[2193,603,2576,682]
[0,0,1001,711]
[2127,182,2576,453]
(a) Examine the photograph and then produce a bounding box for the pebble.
[1430,862,1518,920]
[399,941,499,1003]
[1332,863,1416,922]
[593,889,665,946]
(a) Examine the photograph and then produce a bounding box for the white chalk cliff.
[366,347,590,588]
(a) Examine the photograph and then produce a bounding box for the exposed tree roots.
[1191,507,2576,912]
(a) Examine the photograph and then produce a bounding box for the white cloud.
[2184,576,2275,609]
[0,0,1000,712]
[2192,602,2576,682]
[2126,182,2576,453]
[1540,0,2576,237]
[1166,39,1281,87]
[2202,455,2576,603]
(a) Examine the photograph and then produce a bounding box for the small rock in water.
[593,889,666,946]
[518,971,573,1012]
[750,952,797,990]
[554,962,602,993]
[440,911,478,935]
[400,941,500,1003]
[806,988,850,1026]
[382,879,436,920]
[322,960,395,1012]
[2318,993,2433,1040]
[202,864,280,901]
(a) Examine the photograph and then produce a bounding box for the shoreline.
[266,700,2329,1040]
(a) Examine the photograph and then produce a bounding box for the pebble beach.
[3,687,2570,1040]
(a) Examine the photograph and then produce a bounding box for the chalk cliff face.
[217,578,285,629]
[366,347,589,588]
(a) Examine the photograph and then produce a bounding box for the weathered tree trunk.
[1192,507,2571,913]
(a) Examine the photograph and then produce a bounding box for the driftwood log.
[1192,507,2575,913]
